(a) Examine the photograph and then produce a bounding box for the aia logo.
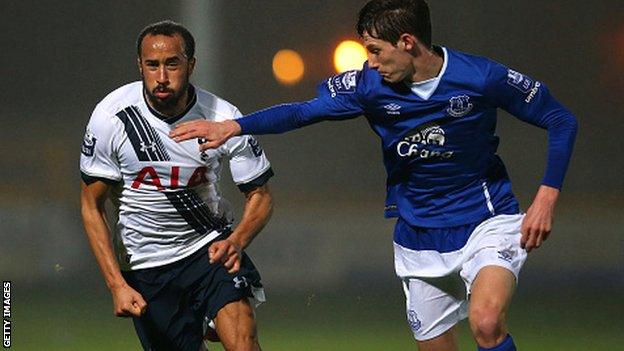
[131,166,209,190]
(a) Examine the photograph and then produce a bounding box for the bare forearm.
[228,184,273,250]
[81,209,127,289]
[80,182,127,290]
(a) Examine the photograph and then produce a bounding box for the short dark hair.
[357,0,432,48]
[136,20,195,59]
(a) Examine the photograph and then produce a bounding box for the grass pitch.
[12,287,622,350]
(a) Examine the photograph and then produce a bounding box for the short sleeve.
[222,108,272,191]
[225,134,272,192]
[79,105,122,183]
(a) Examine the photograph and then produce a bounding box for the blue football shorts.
[122,239,263,351]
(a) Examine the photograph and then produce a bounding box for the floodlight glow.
[333,40,367,73]
[272,49,305,85]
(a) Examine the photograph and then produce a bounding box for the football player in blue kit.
[170,1,577,350]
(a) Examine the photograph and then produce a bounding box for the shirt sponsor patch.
[507,69,533,93]
[248,137,263,157]
[327,70,358,97]
[81,129,97,157]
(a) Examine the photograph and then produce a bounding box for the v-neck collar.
[408,46,448,101]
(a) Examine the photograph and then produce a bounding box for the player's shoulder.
[92,81,143,118]
[194,86,241,122]
[444,47,499,74]
[444,46,508,90]
[322,61,380,98]
[88,81,142,129]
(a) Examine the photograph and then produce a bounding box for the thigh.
[417,326,459,351]
[468,265,515,320]
[214,298,259,351]
[402,276,467,343]
[460,214,527,291]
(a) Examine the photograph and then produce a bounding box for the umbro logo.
[383,103,402,115]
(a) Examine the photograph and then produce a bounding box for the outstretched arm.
[80,180,147,317]
[170,98,360,151]
[171,70,366,150]
[208,184,273,273]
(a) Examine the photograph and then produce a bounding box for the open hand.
[169,119,241,151]
[520,185,559,252]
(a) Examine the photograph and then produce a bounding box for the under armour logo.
[140,141,157,152]
[233,276,248,289]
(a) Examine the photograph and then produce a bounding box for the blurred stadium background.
[1,1,623,349]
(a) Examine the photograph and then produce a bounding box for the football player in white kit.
[80,21,273,351]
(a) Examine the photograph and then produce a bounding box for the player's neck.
[409,47,443,84]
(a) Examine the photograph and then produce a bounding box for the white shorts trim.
[395,214,528,341]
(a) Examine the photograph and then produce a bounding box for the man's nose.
[157,66,169,83]
[368,54,379,69]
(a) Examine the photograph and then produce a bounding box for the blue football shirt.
[237,46,577,229]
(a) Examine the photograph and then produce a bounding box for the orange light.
[272,49,305,85]
[333,40,367,73]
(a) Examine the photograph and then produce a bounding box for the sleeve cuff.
[237,168,274,193]
[81,171,121,186]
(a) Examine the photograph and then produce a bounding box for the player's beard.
[143,75,190,116]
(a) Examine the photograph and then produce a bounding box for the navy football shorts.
[122,240,262,351]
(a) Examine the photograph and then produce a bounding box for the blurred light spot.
[272,49,304,85]
[54,263,64,274]
[333,40,367,73]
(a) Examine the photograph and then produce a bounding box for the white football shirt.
[80,82,272,270]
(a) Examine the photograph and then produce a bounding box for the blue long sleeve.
[237,70,366,135]
[238,101,322,135]
[485,63,578,189]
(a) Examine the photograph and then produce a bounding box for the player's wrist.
[224,120,242,136]
[107,280,129,291]
[536,185,559,202]
[226,236,245,251]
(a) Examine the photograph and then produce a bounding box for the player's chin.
[381,74,400,84]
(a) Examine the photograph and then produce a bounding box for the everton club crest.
[446,95,473,118]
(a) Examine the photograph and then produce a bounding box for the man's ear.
[188,57,196,76]
[137,57,143,75]
[399,33,418,51]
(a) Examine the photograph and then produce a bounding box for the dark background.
[1,1,623,349]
